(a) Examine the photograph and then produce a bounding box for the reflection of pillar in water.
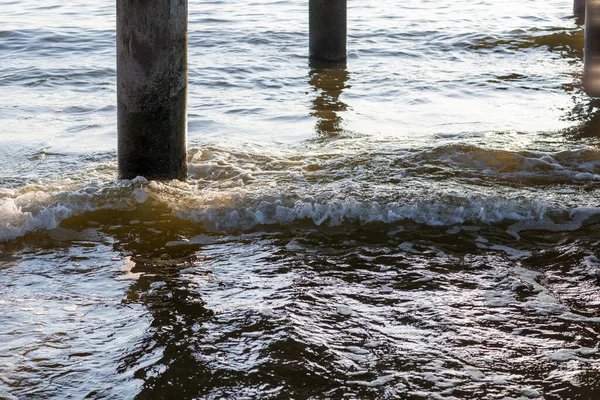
[585,0,600,97]
[117,251,215,397]
[308,59,350,136]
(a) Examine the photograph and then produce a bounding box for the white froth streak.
[507,207,600,240]
[428,146,600,180]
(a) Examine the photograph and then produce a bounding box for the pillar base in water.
[575,0,586,23]
[309,0,347,61]
[117,0,188,181]
[585,0,600,97]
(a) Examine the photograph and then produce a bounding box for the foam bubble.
[336,305,353,316]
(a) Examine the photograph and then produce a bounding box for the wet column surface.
[575,0,586,22]
[117,0,188,180]
[309,0,347,61]
[585,0,600,96]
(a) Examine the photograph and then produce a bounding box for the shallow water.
[2,0,600,399]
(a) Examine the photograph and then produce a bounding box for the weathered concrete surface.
[585,0,600,96]
[117,0,188,180]
[309,0,347,61]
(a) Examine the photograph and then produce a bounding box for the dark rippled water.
[2,1,600,399]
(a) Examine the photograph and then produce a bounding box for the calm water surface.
[2,1,600,398]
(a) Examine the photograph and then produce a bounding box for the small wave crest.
[2,142,600,242]
[414,144,600,183]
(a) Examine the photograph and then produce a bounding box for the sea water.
[1,1,600,398]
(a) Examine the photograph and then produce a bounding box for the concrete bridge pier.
[575,0,586,22]
[585,0,600,96]
[117,0,188,180]
[309,0,347,61]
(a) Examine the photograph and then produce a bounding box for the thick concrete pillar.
[585,0,600,96]
[309,0,347,61]
[575,0,586,22]
[117,0,188,180]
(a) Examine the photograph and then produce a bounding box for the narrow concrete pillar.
[309,0,347,61]
[117,0,188,180]
[585,0,600,96]
[575,0,586,22]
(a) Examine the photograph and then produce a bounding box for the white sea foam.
[0,176,142,241]
[3,144,600,242]
[507,208,599,240]
[488,245,532,260]
[172,191,556,231]
[0,196,72,242]
[348,374,397,387]
[0,177,597,242]
[423,145,600,182]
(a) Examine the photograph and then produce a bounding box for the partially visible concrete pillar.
[575,0,586,23]
[117,0,188,180]
[309,0,347,61]
[585,0,600,96]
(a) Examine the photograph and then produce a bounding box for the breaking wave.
[2,141,600,242]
